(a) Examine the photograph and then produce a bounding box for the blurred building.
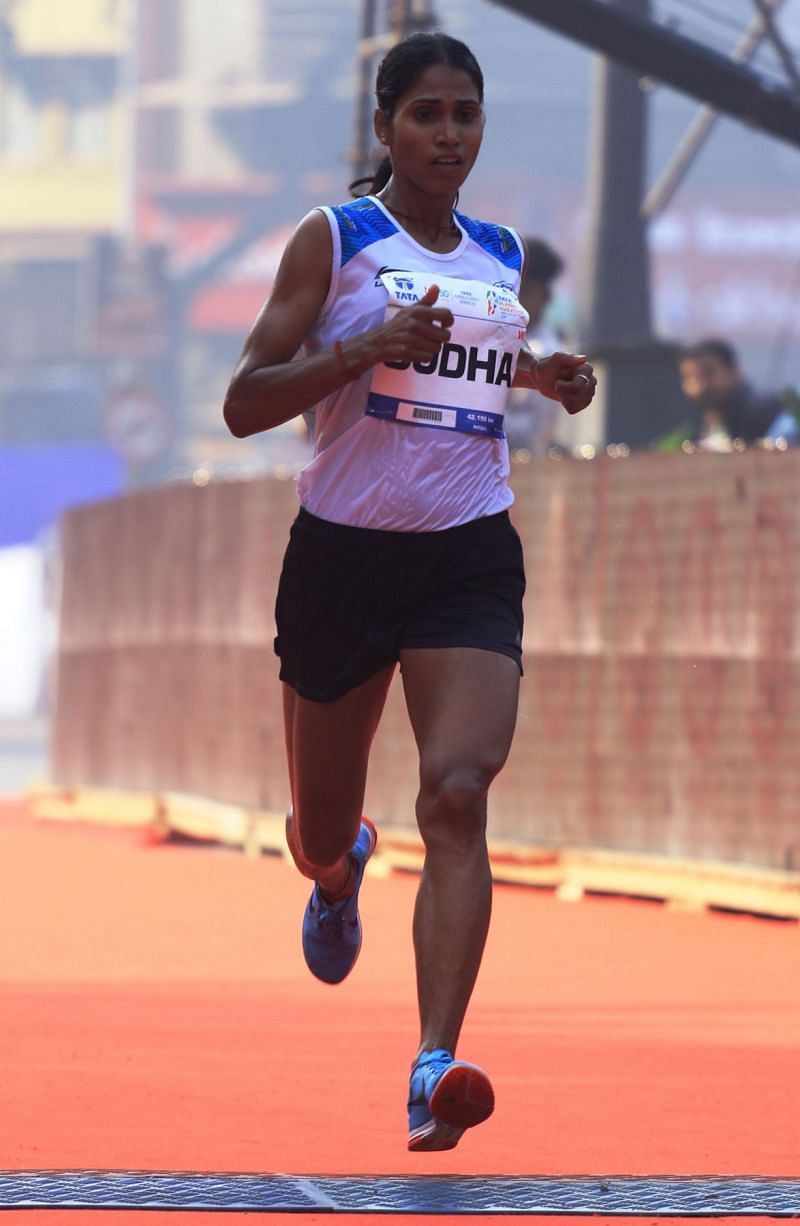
[134,0,355,474]
[1,0,798,478]
[0,0,132,721]
[0,0,128,232]
[0,0,170,502]
[0,0,332,488]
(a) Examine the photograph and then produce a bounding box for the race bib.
[366,271,529,440]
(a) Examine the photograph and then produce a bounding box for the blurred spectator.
[675,338,798,451]
[505,238,566,455]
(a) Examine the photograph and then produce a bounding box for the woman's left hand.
[536,353,597,414]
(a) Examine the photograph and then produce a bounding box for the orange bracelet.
[334,339,360,381]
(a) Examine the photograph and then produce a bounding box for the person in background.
[678,338,797,450]
[504,238,566,454]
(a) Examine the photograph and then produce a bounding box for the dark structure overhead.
[489,0,800,150]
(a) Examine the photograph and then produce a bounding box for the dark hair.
[522,238,564,286]
[680,338,739,368]
[350,32,484,197]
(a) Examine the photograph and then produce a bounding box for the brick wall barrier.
[52,450,800,870]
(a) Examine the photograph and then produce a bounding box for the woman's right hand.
[371,285,454,366]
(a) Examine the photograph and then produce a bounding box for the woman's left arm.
[513,345,597,416]
[512,233,596,415]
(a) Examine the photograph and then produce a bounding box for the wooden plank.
[28,786,800,921]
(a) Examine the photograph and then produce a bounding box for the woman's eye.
[415,109,432,121]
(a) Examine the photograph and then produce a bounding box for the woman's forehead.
[398,62,482,104]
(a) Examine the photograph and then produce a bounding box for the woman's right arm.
[223,210,454,439]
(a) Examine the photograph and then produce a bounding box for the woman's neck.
[376,186,460,249]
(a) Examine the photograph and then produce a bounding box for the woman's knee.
[416,761,499,848]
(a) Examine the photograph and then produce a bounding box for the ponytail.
[349,154,392,198]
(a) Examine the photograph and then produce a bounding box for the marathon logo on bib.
[366,271,528,440]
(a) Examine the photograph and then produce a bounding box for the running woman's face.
[375,63,484,196]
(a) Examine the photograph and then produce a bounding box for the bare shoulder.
[235,209,334,370]
[284,207,333,261]
[271,207,333,297]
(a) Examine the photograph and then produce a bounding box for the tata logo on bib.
[393,274,419,302]
[386,343,514,386]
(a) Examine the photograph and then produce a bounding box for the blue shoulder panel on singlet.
[455,213,523,272]
[329,197,399,267]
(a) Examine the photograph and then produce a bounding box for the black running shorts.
[274,507,526,703]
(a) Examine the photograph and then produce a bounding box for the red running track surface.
[0,798,798,1225]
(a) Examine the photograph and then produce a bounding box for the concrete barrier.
[52,450,800,871]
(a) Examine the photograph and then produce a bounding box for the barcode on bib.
[395,401,458,429]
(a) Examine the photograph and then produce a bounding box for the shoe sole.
[408,1119,465,1151]
[407,1062,494,1152]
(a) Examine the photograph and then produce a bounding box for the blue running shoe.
[407,1048,494,1151]
[301,817,377,985]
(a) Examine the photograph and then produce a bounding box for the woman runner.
[223,31,596,1151]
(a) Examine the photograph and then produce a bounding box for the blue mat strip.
[1,1172,799,1214]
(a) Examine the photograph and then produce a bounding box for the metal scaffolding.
[351,0,437,183]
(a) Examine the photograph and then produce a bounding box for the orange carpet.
[1,797,798,1224]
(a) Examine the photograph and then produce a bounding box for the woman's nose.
[436,119,459,146]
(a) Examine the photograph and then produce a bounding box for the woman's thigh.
[399,647,520,803]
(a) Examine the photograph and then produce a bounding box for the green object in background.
[781,387,800,426]
[652,420,693,452]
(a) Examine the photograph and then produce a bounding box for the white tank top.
[296,195,526,532]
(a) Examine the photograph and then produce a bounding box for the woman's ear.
[373,107,390,146]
